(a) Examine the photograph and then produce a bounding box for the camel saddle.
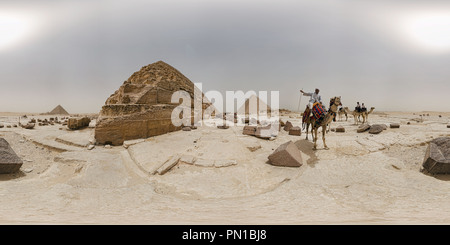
[312,102,325,120]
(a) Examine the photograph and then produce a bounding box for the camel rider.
[300,88,325,110]
[361,103,367,112]
[355,102,361,112]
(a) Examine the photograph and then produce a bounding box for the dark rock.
[422,137,450,174]
[22,123,35,130]
[357,124,371,133]
[0,138,23,174]
[390,123,400,128]
[217,125,229,129]
[268,141,303,167]
[0,124,4,128]
[369,124,383,134]
[335,126,345,133]
[182,126,191,131]
[283,121,293,131]
[289,126,301,136]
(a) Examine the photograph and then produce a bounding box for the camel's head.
[330,96,342,106]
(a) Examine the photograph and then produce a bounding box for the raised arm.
[300,90,312,97]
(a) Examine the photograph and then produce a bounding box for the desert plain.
[0,110,449,224]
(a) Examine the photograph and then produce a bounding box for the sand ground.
[0,111,449,224]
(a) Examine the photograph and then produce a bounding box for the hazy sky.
[1,0,449,113]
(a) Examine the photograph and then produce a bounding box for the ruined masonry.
[95,61,212,145]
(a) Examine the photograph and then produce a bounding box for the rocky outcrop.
[0,138,23,174]
[268,141,302,167]
[95,61,213,145]
[68,117,91,130]
[422,137,450,175]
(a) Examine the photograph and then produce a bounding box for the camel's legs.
[313,129,318,150]
[305,123,309,140]
[322,125,329,150]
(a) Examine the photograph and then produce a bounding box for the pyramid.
[48,105,69,115]
[95,61,213,145]
[237,94,271,116]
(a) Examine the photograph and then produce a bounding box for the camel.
[363,107,375,122]
[344,107,374,124]
[303,98,341,140]
[303,97,341,150]
[337,107,348,121]
[302,106,314,141]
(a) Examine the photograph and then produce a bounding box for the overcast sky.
[0,0,449,113]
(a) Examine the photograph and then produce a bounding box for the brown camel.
[337,107,348,121]
[308,97,342,150]
[344,107,374,124]
[362,107,375,122]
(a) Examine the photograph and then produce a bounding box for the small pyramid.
[48,105,69,115]
[237,94,271,115]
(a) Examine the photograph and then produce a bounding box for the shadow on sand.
[433,175,450,181]
[293,139,318,167]
[0,171,26,181]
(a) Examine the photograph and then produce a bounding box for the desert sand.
[0,111,449,224]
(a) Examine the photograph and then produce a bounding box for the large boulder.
[68,117,91,130]
[255,125,278,139]
[22,123,35,130]
[243,125,257,136]
[289,126,301,136]
[0,138,23,174]
[357,124,371,133]
[421,137,450,175]
[268,141,302,167]
[95,61,213,145]
[369,124,384,134]
[283,121,293,131]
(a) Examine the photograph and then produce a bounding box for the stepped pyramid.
[95,61,213,145]
[48,105,70,115]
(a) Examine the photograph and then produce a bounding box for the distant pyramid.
[48,105,69,115]
[237,94,271,116]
